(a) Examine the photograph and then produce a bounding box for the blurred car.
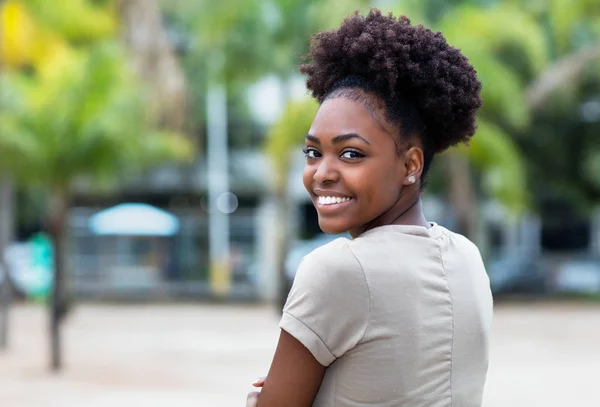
[486,253,548,295]
[554,259,600,294]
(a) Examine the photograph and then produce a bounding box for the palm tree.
[437,0,600,234]
[0,43,192,370]
[0,0,118,350]
[433,3,542,238]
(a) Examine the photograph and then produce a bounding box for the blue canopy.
[89,203,180,236]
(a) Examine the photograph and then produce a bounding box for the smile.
[314,195,354,215]
[317,196,353,205]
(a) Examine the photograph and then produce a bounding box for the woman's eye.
[303,147,320,159]
[341,150,365,160]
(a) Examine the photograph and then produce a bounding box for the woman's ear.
[402,146,424,186]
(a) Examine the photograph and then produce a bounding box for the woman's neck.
[350,192,429,238]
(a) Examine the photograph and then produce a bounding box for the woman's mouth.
[317,196,352,205]
[315,195,354,214]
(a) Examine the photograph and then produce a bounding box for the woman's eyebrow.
[332,133,370,145]
[305,134,320,144]
[305,133,370,145]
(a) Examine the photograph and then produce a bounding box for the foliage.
[0,43,192,189]
[0,0,193,371]
[0,0,116,70]
[266,98,318,190]
[21,0,117,43]
[408,0,599,213]
[439,4,549,128]
[513,0,600,212]
[0,0,193,189]
[432,3,547,212]
[462,119,529,212]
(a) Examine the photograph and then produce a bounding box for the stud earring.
[408,175,416,184]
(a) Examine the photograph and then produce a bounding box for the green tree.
[519,0,600,214]
[0,0,118,351]
[0,43,192,370]
[436,0,600,233]
[432,3,541,238]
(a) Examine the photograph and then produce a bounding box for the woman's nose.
[313,157,339,184]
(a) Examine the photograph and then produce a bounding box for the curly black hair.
[300,9,482,182]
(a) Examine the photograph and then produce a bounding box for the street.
[1,302,599,407]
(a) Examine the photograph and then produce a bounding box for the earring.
[408,175,416,184]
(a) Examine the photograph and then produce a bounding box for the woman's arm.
[249,241,368,406]
[254,329,326,407]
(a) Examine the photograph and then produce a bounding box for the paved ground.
[0,302,599,407]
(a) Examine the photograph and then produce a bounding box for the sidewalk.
[1,302,599,406]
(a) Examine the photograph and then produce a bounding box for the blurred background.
[0,0,599,406]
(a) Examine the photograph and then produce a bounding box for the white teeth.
[317,196,352,205]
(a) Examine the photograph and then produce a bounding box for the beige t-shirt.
[280,223,493,407]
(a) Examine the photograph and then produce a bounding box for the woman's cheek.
[302,166,315,191]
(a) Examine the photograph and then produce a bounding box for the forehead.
[309,97,390,139]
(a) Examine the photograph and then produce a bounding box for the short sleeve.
[279,239,369,366]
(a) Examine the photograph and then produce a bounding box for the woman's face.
[303,97,408,237]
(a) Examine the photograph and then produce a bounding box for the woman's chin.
[318,218,351,235]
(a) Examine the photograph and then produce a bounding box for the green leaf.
[265,97,318,188]
[21,0,117,43]
[440,4,549,75]
[464,118,529,213]
[0,42,194,189]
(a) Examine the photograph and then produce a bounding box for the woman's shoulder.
[302,237,362,272]
[441,227,485,261]
[282,237,370,366]
[294,237,368,289]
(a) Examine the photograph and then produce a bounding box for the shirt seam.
[282,311,336,360]
[343,241,372,345]
[437,229,455,407]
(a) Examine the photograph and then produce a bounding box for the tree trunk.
[0,177,14,350]
[118,0,188,132]
[47,188,70,371]
[447,152,477,240]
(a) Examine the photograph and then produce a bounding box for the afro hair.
[300,9,483,157]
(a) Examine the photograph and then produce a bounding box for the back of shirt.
[280,223,493,407]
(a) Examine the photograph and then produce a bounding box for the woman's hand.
[246,377,266,407]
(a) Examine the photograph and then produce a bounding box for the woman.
[248,9,493,407]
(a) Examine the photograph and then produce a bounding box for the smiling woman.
[302,96,424,238]
[249,9,493,407]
